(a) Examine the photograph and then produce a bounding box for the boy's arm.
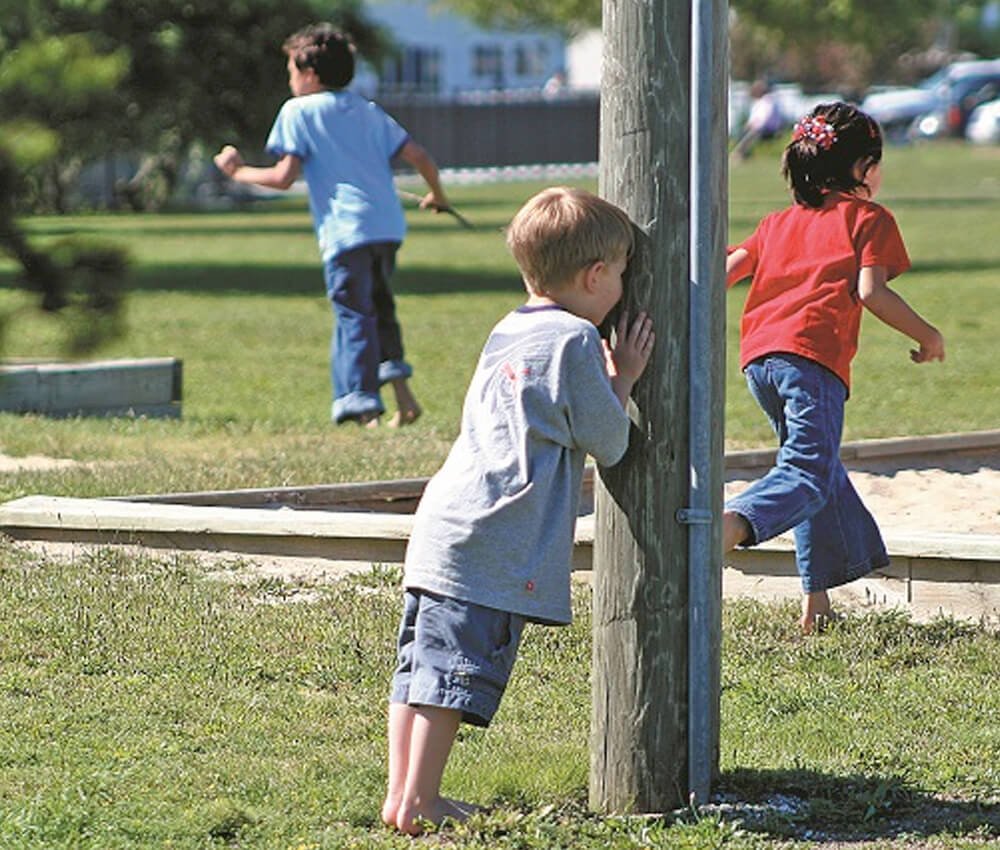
[726,247,753,287]
[214,145,302,191]
[605,312,655,406]
[858,265,945,362]
[396,140,449,209]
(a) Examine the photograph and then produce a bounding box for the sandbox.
[1,431,998,623]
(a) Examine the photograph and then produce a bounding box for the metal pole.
[686,0,727,805]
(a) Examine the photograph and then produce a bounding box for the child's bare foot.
[356,411,381,429]
[395,795,478,835]
[800,590,833,634]
[380,795,400,829]
[388,379,421,428]
[722,510,752,552]
[388,403,422,428]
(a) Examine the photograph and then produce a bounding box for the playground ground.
[1,143,998,848]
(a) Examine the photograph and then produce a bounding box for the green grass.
[0,541,996,848]
[2,142,1000,502]
[1,143,998,848]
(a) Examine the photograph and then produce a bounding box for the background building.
[363,0,566,96]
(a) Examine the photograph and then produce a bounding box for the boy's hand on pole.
[608,311,655,385]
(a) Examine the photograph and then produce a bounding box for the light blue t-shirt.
[403,306,631,625]
[266,90,409,261]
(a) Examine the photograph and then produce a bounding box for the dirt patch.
[0,453,83,473]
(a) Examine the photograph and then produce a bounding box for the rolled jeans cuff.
[332,391,384,424]
[378,359,413,384]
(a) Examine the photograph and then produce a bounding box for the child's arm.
[726,248,753,287]
[213,146,302,191]
[396,140,449,210]
[604,312,655,406]
[858,265,945,363]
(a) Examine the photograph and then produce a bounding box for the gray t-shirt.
[403,305,631,624]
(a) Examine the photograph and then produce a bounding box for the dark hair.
[283,23,355,89]
[781,102,882,208]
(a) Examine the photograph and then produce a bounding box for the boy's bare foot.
[395,795,479,835]
[356,411,381,429]
[380,795,400,829]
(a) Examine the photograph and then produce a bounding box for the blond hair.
[505,187,633,294]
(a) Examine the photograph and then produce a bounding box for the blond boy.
[382,187,655,834]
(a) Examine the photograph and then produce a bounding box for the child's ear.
[582,260,605,292]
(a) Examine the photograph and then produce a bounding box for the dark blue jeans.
[323,242,412,423]
[725,353,888,593]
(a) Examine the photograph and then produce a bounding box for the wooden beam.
[590,0,699,814]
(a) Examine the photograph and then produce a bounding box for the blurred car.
[965,97,1000,144]
[863,59,1000,141]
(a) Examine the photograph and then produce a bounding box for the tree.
[0,143,126,356]
[728,0,942,88]
[434,0,599,33]
[0,0,392,211]
[434,0,998,89]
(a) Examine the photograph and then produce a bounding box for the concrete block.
[0,357,181,418]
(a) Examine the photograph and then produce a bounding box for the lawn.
[1,141,999,501]
[0,544,996,849]
[0,141,998,848]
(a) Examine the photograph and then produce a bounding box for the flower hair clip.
[792,115,838,150]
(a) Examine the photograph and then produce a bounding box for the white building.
[362,1,566,95]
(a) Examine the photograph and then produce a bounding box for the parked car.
[862,59,1000,141]
[965,97,1000,144]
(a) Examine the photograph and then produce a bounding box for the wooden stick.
[397,189,474,229]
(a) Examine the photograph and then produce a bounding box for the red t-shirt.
[731,193,910,392]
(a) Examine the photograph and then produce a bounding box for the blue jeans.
[725,353,888,593]
[323,242,413,423]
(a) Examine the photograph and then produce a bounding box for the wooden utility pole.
[590,0,727,813]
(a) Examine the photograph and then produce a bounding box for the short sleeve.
[561,330,630,467]
[857,206,911,281]
[373,104,410,160]
[265,100,309,160]
[730,216,766,265]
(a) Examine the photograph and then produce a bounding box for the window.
[472,44,504,84]
[381,46,442,94]
[515,41,550,78]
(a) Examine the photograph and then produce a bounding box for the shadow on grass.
[887,195,1000,209]
[64,264,521,297]
[0,262,519,299]
[24,222,316,240]
[909,258,1000,275]
[715,766,999,842]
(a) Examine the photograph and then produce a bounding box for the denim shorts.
[389,589,526,727]
[725,353,888,593]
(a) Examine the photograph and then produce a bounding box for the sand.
[724,449,1000,536]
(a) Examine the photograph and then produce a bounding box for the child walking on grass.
[723,102,945,633]
[382,187,655,835]
[214,24,448,427]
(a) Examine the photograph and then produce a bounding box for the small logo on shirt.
[501,363,532,382]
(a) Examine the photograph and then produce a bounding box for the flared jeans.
[725,353,888,592]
